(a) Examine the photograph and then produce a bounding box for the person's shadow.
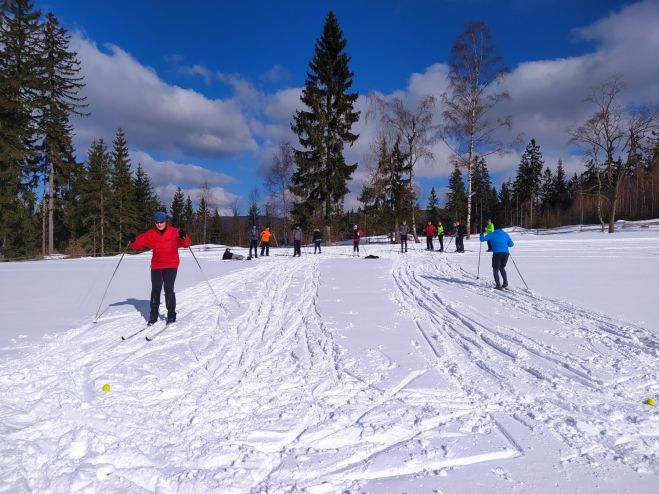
[109,298,150,319]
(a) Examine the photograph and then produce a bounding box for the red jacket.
[352,228,364,241]
[130,226,192,269]
[423,224,437,237]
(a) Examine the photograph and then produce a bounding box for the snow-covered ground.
[1,222,658,493]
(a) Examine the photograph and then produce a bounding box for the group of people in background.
[127,212,516,327]
[243,224,364,258]
[403,220,466,253]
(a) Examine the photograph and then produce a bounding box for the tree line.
[2,3,657,259]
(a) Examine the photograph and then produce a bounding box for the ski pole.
[188,246,224,311]
[509,253,529,290]
[477,238,482,278]
[477,209,483,278]
[94,242,130,322]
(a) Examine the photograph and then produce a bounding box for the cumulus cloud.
[70,34,257,159]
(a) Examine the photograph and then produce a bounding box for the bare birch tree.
[441,20,513,238]
[368,94,436,242]
[266,140,295,241]
[570,76,657,233]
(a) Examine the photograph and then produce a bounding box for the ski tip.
[121,336,126,340]
[145,336,152,341]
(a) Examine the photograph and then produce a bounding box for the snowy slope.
[1,225,658,493]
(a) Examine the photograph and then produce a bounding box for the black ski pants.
[314,240,322,253]
[400,234,408,252]
[260,241,270,256]
[353,240,360,253]
[492,252,509,288]
[293,240,301,256]
[426,236,434,250]
[249,240,259,258]
[150,268,177,318]
[456,235,464,252]
[437,234,444,251]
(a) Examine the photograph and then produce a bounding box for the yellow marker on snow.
[644,398,656,406]
[102,384,111,392]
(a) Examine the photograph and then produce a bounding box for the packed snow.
[1,222,658,493]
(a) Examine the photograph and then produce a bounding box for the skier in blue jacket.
[480,228,514,290]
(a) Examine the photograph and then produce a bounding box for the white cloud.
[71,34,257,159]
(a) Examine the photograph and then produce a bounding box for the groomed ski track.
[1,241,658,493]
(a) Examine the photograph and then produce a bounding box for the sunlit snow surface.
[1,221,658,493]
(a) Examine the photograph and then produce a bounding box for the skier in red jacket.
[128,211,192,324]
[423,221,437,250]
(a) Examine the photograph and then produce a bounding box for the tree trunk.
[48,159,55,254]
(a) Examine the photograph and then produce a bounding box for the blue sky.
[36,0,659,213]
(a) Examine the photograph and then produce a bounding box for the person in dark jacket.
[453,221,465,253]
[480,228,515,289]
[292,226,302,256]
[222,248,245,260]
[399,221,410,253]
[128,211,192,324]
[312,228,322,254]
[248,225,259,258]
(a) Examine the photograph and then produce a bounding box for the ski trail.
[390,251,659,474]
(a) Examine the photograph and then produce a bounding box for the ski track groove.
[2,246,659,491]
[390,250,659,472]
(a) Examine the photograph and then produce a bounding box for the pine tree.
[170,187,185,227]
[133,163,159,232]
[0,0,42,257]
[540,167,555,216]
[210,209,222,244]
[470,156,493,231]
[79,139,110,255]
[183,196,194,232]
[445,163,467,222]
[554,160,570,211]
[427,187,439,224]
[290,11,359,232]
[196,196,210,244]
[514,138,544,227]
[110,128,137,249]
[38,12,87,254]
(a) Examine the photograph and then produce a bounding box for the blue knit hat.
[154,211,167,222]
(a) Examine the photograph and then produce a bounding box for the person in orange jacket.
[128,211,192,324]
[260,226,272,256]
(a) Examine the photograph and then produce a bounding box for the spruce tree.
[183,196,194,232]
[290,11,359,232]
[110,128,137,249]
[427,187,439,224]
[514,138,544,227]
[196,196,210,244]
[0,0,42,257]
[38,12,87,254]
[133,163,159,232]
[170,187,185,227]
[446,164,467,222]
[80,139,110,255]
[210,209,222,244]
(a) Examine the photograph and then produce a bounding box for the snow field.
[1,226,658,492]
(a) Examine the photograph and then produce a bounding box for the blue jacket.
[480,229,514,253]
[249,227,259,241]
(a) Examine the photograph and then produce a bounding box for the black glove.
[179,229,187,239]
[127,233,136,243]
